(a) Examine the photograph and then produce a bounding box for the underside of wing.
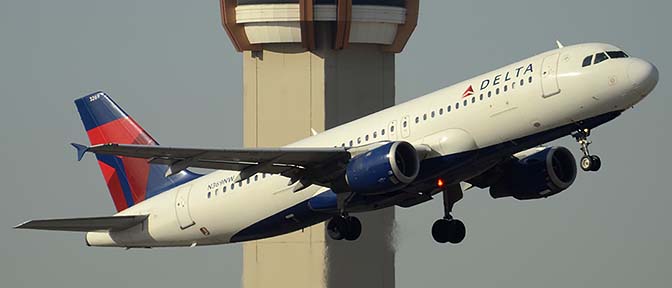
[77,143,352,184]
[14,215,148,232]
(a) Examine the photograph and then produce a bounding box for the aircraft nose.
[627,58,659,97]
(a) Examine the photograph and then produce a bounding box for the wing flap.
[14,215,148,232]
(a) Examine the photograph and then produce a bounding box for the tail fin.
[74,92,200,212]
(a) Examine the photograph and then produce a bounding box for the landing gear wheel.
[344,216,362,241]
[574,128,602,172]
[327,216,347,240]
[580,155,593,172]
[432,218,466,244]
[580,155,602,172]
[590,155,602,171]
[327,216,362,241]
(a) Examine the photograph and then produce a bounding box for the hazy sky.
[1,1,670,287]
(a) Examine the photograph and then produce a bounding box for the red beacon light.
[437,178,445,188]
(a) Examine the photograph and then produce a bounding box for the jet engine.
[345,141,420,195]
[490,146,577,200]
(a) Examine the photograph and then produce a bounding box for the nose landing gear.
[573,128,601,172]
[432,185,466,244]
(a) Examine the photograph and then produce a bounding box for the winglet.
[71,143,89,161]
[556,40,564,49]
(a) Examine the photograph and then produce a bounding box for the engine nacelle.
[490,146,577,200]
[345,141,420,195]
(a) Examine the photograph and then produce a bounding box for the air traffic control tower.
[219,1,418,287]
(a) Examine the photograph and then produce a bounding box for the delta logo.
[462,85,474,98]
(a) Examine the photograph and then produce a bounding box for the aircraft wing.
[14,215,148,232]
[74,143,351,183]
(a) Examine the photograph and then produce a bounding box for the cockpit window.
[594,52,609,64]
[606,51,628,59]
[582,55,593,67]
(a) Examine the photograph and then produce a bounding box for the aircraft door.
[388,120,398,140]
[175,185,195,229]
[541,53,561,97]
[401,116,410,138]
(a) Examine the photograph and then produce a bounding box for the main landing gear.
[327,215,362,241]
[432,185,466,244]
[327,191,362,241]
[572,128,602,172]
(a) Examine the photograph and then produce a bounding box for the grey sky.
[1,1,669,287]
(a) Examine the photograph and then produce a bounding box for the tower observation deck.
[218,1,419,287]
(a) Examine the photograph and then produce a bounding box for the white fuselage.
[86,43,658,248]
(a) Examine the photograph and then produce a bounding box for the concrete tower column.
[219,1,418,287]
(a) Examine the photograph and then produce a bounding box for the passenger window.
[471,97,475,103]
[594,52,608,64]
[208,192,211,198]
[373,131,377,138]
[512,82,516,89]
[223,187,227,192]
[365,135,369,141]
[403,121,407,128]
[231,184,235,190]
[582,55,593,67]
[239,182,242,187]
[391,125,395,132]
[246,179,250,184]
[447,105,451,112]
[520,79,524,86]
[455,102,460,109]
[439,108,443,115]
[431,111,435,118]
[254,175,258,181]
[423,114,427,120]
[463,100,468,106]
[496,88,500,95]
[528,76,533,83]
[349,140,353,146]
[415,117,419,123]
[488,91,492,97]
[504,85,508,92]
[479,94,483,100]
[381,129,385,135]
[607,51,628,59]
[357,137,361,144]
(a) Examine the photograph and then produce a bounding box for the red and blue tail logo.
[74,92,200,212]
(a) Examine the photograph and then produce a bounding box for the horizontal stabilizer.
[14,215,148,232]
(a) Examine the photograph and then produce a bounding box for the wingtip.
[70,143,89,161]
[13,220,30,229]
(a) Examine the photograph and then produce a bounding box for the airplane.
[15,42,658,247]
